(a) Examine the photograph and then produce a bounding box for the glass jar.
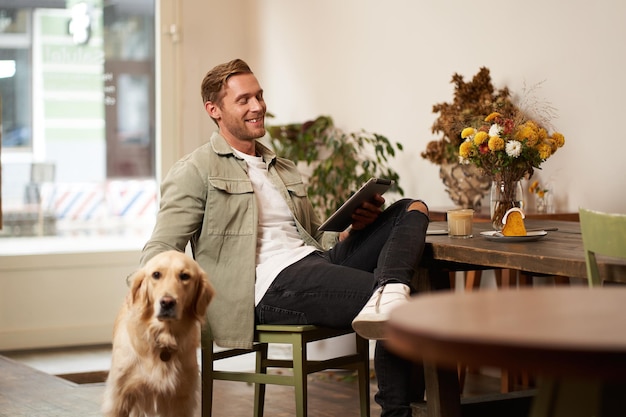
[490,180,524,231]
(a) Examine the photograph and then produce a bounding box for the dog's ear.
[129,270,142,300]
[129,269,149,306]
[192,268,214,322]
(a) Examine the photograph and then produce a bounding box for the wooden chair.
[579,207,626,287]
[201,324,371,417]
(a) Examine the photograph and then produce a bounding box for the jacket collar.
[210,131,277,164]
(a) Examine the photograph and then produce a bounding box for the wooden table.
[405,221,626,417]
[386,287,626,417]
[428,216,582,292]
[388,287,626,379]
[425,220,624,281]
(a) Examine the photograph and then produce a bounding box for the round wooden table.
[386,287,626,417]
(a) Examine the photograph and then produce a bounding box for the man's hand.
[339,194,385,240]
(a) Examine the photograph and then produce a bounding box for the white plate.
[427,228,449,235]
[480,230,548,242]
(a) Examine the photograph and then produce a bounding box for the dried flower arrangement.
[421,67,518,166]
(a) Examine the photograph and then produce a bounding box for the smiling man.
[141,59,430,417]
[202,65,267,153]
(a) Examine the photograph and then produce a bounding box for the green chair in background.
[201,324,371,417]
[579,207,626,286]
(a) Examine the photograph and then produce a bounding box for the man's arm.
[141,161,206,265]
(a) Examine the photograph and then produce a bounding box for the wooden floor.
[209,368,505,417]
[0,354,508,417]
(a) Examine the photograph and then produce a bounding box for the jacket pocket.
[285,181,308,198]
[205,177,255,235]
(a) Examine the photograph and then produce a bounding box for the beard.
[220,113,266,141]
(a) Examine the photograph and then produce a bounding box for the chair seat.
[202,324,371,417]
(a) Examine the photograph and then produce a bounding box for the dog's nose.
[160,296,177,311]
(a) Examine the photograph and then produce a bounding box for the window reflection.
[0,0,156,240]
[0,6,31,155]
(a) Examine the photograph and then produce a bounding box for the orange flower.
[484,112,501,122]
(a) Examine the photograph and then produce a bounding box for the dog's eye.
[152,271,161,280]
[179,272,191,281]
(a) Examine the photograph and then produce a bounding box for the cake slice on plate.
[501,207,527,236]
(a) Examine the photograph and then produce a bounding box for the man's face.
[208,73,266,144]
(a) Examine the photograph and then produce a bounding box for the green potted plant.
[267,115,404,219]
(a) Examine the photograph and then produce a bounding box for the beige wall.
[158,0,255,175]
[171,0,626,214]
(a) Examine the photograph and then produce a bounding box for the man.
[141,58,429,416]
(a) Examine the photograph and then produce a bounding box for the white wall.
[241,0,625,214]
[170,0,626,214]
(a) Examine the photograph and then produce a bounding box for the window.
[0,0,156,243]
[0,7,32,154]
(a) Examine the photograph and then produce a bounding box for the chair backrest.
[579,208,626,286]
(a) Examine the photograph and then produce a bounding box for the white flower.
[505,140,522,158]
[488,123,502,137]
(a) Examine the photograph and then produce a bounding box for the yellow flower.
[461,127,475,139]
[537,143,552,159]
[545,138,559,153]
[484,112,501,122]
[551,132,565,148]
[529,180,539,193]
[459,140,473,158]
[488,135,505,151]
[530,180,549,197]
[525,120,539,131]
[473,131,489,145]
[515,123,539,146]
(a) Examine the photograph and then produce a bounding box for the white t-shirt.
[234,150,318,305]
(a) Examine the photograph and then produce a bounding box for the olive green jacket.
[141,132,337,348]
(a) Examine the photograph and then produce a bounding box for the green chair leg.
[292,333,308,417]
[202,325,370,417]
[253,343,268,417]
[201,345,214,417]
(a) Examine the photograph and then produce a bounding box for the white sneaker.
[351,283,410,340]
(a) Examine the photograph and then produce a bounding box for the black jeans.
[256,199,429,416]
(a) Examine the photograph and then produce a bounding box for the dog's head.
[129,251,214,323]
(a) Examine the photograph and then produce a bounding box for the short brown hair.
[200,59,253,106]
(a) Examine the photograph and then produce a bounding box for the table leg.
[464,270,482,291]
[424,362,462,417]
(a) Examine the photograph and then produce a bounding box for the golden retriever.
[102,250,214,417]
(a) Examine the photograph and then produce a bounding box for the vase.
[535,195,547,213]
[534,181,553,213]
[490,179,524,231]
[439,163,491,210]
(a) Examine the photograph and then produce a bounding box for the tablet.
[318,178,393,232]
